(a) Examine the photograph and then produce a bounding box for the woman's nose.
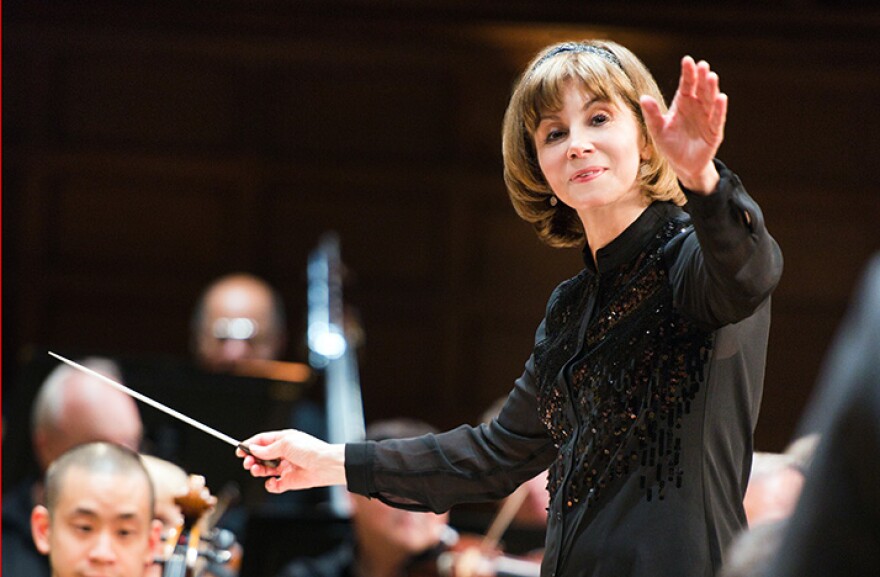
[567,135,594,159]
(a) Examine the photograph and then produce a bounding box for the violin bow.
[481,482,532,552]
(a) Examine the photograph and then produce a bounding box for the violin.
[159,475,241,577]
[405,530,541,577]
[405,486,542,577]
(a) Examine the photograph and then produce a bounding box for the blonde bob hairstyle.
[502,40,684,248]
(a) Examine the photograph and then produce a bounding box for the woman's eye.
[545,129,566,143]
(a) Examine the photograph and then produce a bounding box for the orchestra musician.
[3,358,144,577]
[190,273,289,374]
[30,442,162,577]
[188,273,327,475]
[237,39,782,577]
[142,456,189,540]
[141,455,241,577]
[479,397,549,534]
[187,273,328,521]
[275,419,455,577]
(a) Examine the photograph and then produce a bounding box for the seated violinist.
[276,419,455,577]
[141,455,240,577]
[480,397,549,531]
[30,442,162,577]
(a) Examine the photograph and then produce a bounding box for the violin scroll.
[159,474,242,577]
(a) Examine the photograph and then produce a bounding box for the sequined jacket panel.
[345,163,783,577]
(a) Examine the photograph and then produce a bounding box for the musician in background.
[2,358,144,577]
[29,442,162,577]
[440,397,547,559]
[275,419,454,577]
[190,273,289,373]
[190,272,325,431]
[480,397,549,531]
[142,455,189,533]
[188,272,328,518]
[719,434,818,577]
[742,434,818,528]
[142,455,189,577]
[764,252,880,577]
[142,455,241,577]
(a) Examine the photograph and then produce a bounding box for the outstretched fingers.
[678,56,697,98]
[639,95,666,142]
[710,92,728,141]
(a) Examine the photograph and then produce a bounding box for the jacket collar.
[582,201,682,274]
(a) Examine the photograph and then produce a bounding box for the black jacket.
[346,163,783,577]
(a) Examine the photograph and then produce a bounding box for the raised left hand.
[640,56,727,194]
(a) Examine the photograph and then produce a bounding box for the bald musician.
[188,273,327,519]
[190,273,288,373]
[30,442,161,577]
[2,358,144,577]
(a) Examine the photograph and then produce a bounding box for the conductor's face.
[31,467,159,577]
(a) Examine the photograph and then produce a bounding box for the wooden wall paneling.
[443,175,583,424]
[3,51,28,149]
[5,36,56,353]
[13,166,54,354]
[723,69,880,186]
[5,4,880,450]
[434,172,487,426]
[46,172,228,272]
[762,186,880,306]
[262,166,451,424]
[759,304,849,451]
[54,50,240,154]
[34,158,256,353]
[255,63,456,163]
[754,182,880,448]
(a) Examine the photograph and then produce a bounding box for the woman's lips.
[570,167,604,183]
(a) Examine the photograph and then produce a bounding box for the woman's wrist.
[678,162,720,196]
[327,443,348,486]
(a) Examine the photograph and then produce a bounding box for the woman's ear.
[640,137,653,162]
[31,505,52,555]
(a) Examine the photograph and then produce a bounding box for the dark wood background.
[4,0,880,455]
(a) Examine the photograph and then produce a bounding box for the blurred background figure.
[189,272,325,438]
[190,273,289,373]
[480,397,549,531]
[141,455,242,577]
[724,253,880,577]
[742,434,818,527]
[2,357,143,577]
[142,454,189,577]
[142,455,242,577]
[142,454,189,533]
[445,396,548,559]
[275,418,454,577]
[720,434,817,577]
[718,520,787,577]
[29,442,161,577]
[766,252,880,577]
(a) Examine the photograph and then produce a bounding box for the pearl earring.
[549,195,558,207]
